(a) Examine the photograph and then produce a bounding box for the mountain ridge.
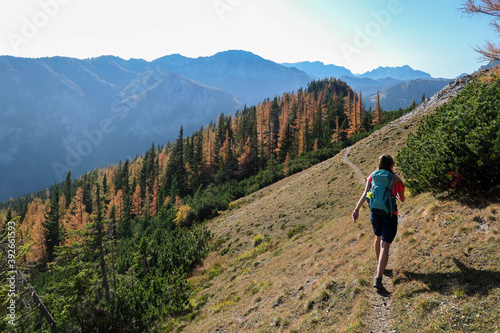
[281,60,354,79]
[282,61,433,81]
[365,78,452,110]
[282,60,444,108]
[152,50,313,105]
[0,56,245,201]
[0,50,315,201]
[358,64,432,80]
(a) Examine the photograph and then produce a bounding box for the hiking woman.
[352,154,405,289]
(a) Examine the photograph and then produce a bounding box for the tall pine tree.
[43,186,62,262]
[64,170,72,208]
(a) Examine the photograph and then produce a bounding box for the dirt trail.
[342,146,399,333]
[342,146,366,186]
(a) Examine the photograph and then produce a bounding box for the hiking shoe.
[373,277,383,289]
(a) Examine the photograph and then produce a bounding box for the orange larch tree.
[66,186,89,245]
[237,137,256,176]
[355,90,365,133]
[345,91,355,138]
[203,124,215,177]
[372,90,383,126]
[132,185,142,216]
[22,198,48,262]
[115,189,125,221]
[150,178,159,217]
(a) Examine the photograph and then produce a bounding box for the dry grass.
[392,192,500,332]
[158,150,379,332]
[159,71,500,332]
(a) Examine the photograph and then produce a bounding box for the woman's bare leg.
[377,241,391,278]
[374,236,381,265]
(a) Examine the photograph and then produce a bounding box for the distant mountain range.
[282,61,432,80]
[339,76,403,96]
[0,50,463,201]
[358,65,432,80]
[0,51,319,201]
[282,60,451,109]
[0,56,247,201]
[280,62,432,81]
[154,51,312,105]
[365,79,452,110]
[281,61,354,79]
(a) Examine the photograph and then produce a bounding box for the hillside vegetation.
[1,68,498,332]
[168,68,500,332]
[0,77,413,332]
[398,70,500,195]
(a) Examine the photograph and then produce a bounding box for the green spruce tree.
[43,186,62,262]
[64,170,72,208]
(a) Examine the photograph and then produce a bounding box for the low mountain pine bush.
[397,70,500,194]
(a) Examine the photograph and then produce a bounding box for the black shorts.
[370,212,398,243]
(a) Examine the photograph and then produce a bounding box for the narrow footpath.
[342,146,366,186]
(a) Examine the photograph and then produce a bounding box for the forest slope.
[172,70,500,332]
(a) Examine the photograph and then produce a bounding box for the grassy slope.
[163,71,500,332]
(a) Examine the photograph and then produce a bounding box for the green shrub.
[397,73,500,194]
[253,234,263,247]
[288,224,306,238]
[289,148,339,175]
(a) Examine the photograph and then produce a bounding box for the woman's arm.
[395,175,405,202]
[352,179,371,222]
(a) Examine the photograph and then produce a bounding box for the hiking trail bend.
[342,146,366,186]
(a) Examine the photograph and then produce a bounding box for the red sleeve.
[392,179,404,196]
[367,174,372,183]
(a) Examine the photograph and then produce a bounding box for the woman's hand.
[352,209,359,223]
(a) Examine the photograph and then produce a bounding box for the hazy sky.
[0,0,496,78]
